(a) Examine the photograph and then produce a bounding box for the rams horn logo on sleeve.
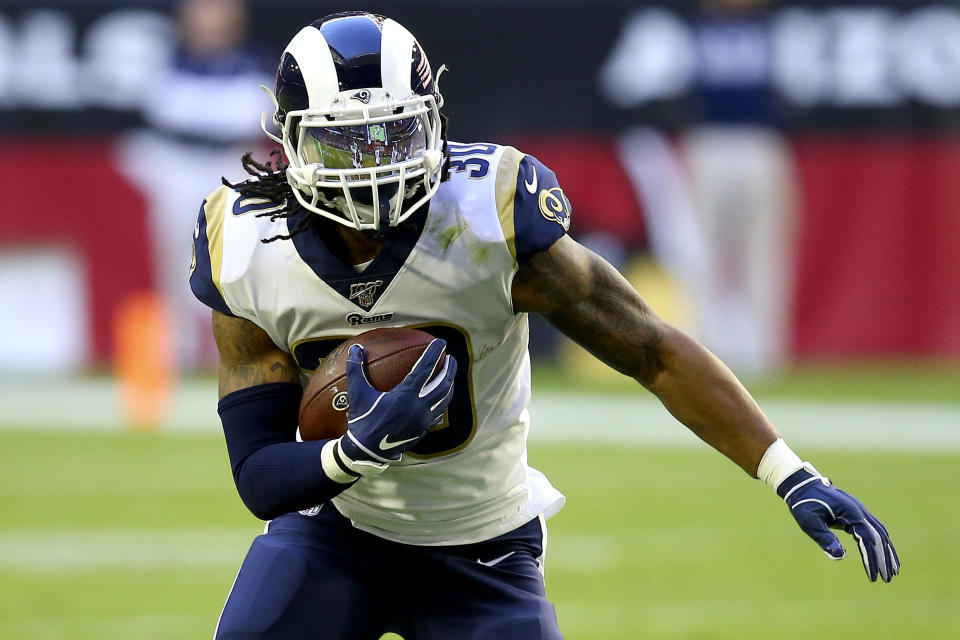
[538,187,571,231]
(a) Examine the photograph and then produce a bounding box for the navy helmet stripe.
[283,26,339,109]
[275,52,308,116]
[318,14,383,91]
[278,14,433,106]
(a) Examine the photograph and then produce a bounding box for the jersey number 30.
[446,143,498,180]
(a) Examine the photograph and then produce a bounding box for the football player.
[190,12,899,640]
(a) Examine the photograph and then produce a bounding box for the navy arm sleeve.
[218,382,354,520]
[513,154,572,261]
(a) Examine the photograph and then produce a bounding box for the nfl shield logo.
[349,280,383,308]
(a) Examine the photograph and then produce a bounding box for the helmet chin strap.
[375,191,392,238]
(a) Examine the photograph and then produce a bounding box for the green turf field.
[1,429,957,639]
[533,359,960,405]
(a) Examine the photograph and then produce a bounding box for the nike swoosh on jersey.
[477,551,515,567]
[379,434,420,450]
[524,165,538,194]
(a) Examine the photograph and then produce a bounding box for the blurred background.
[0,1,958,639]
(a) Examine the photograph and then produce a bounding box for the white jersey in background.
[190,142,572,545]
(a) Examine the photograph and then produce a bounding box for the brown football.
[298,327,443,441]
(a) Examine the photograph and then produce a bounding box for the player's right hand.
[337,340,456,473]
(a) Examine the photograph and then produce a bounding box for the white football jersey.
[190,142,572,545]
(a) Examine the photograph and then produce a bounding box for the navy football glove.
[335,340,456,476]
[778,464,900,583]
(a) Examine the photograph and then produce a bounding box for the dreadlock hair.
[223,112,451,244]
[221,148,311,244]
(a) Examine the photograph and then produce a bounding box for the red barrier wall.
[1,135,957,363]
[0,137,153,363]
[791,136,960,357]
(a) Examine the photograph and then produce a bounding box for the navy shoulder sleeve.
[189,191,234,316]
[511,154,572,261]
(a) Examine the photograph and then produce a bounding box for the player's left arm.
[512,235,900,582]
[513,235,775,472]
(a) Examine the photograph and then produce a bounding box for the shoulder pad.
[189,185,235,315]
[494,148,571,261]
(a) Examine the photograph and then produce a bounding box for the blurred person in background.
[681,0,796,376]
[120,0,270,373]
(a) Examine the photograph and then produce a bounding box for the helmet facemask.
[267,87,444,231]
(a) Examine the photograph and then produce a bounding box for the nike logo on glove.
[379,434,420,450]
[524,166,538,194]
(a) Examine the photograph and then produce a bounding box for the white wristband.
[320,439,359,484]
[756,438,804,489]
[321,437,388,482]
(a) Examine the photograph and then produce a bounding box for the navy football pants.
[214,505,563,639]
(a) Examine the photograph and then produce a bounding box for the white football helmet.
[262,12,446,231]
